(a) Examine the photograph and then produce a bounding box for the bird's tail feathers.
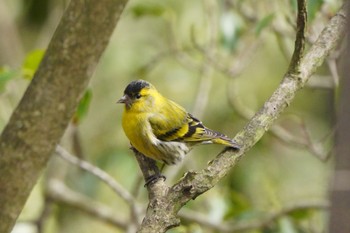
[204,128,240,150]
[211,137,240,149]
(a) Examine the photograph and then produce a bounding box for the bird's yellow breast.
[122,109,162,160]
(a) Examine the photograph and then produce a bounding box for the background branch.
[55,145,136,205]
[179,200,329,232]
[46,179,128,230]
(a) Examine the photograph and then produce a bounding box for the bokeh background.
[0,0,342,232]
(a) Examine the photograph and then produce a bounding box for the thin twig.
[35,197,53,233]
[55,145,140,216]
[179,200,329,232]
[306,75,335,89]
[327,58,340,87]
[46,179,128,230]
[226,200,329,232]
[228,79,332,160]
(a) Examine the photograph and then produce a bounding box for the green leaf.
[73,89,93,124]
[130,3,165,18]
[255,13,275,36]
[21,49,45,80]
[0,67,17,92]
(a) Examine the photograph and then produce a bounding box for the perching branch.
[135,2,347,233]
[0,0,128,232]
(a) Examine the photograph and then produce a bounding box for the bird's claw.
[144,174,166,187]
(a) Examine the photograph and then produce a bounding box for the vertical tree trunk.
[0,0,128,232]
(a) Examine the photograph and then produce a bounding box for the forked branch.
[135,2,347,232]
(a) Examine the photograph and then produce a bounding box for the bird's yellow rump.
[117,80,240,165]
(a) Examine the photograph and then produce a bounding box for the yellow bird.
[117,80,240,165]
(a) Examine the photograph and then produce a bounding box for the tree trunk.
[0,0,128,232]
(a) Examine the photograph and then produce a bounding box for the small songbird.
[117,80,240,165]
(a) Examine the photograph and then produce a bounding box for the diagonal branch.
[55,145,136,205]
[136,2,347,233]
[46,179,128,230]
[172,0,344,207]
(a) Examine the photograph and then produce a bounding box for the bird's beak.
[117,95,132,108]
[117,95,127,104]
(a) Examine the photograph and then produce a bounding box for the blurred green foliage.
[21,49,45,79]
[73,89,93,125]
[130,2,166,18]
[255,14,275,36]
[0,0,341,232]
[0,67,17,92]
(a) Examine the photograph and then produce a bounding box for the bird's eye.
[135,94,142,99]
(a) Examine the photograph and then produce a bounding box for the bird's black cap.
[124,80,150,96]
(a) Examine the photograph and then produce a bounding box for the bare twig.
[20,197,54,233]
[136,47,197,75]
[226,200,329,232]
[228,79,332,161]
[55,145,142,228]
[56,145,135,203]
[270,123,334,161]
[306,75,335,89]
[327,58,340,87]
[46,179,128,230]
[179,200,329,232]
[35,197,53,233]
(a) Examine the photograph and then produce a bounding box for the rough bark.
[0,0,128,232]
[135,3,347,232]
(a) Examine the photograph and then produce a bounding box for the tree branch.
[0,0,128,232]
[55,145,143,228]
[179,200,329,232]
[136,2,347,233]
[55,145,135,204]
[288,0,307,73]
[46,179,128,230]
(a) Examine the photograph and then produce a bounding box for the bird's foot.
[144,174,166,187]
